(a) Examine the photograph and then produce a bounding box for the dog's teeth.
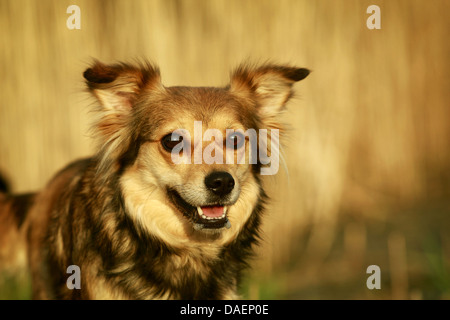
[197,206,229,222]
[225,219,231,229]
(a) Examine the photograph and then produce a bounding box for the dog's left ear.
[83,60,163,178]
[83,60,163,111]
[229,64,310,123]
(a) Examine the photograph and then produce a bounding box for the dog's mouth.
[196,206,231,230]
[167,189,231,230]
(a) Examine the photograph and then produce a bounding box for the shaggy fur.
[0,60,309,299]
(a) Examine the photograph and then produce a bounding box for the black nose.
[204,171,235,196]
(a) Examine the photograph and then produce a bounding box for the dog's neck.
[86,165,264,299]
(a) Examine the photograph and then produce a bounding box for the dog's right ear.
[229,63,309,129]
[83,60,163,111]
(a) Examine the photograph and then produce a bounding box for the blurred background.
[0,0,449,299]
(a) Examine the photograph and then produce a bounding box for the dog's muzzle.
[167,189,232,230]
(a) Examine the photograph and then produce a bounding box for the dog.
[0,60,309,299]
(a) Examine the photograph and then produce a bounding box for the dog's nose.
[204,171,235,196]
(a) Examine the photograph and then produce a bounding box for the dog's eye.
[226,132,245,149]
[161,133,184,152]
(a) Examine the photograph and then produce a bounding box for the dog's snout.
[204,171,235,196]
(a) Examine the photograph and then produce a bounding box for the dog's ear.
[83,60,163,178]
[229,64,309,125]
[84,60,163,111]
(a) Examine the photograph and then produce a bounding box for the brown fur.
[0,60,309,299]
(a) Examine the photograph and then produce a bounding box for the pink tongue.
[201,206,224,218]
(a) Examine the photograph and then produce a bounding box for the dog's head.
[84,60,309,244]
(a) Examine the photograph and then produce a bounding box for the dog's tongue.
[201,206,224,218]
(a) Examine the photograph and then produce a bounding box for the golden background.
[0,0,449,299]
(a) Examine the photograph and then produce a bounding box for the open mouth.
[195,206,231,230]
[167,189,231,230]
